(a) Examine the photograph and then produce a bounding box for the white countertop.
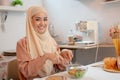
[34,62,120,80]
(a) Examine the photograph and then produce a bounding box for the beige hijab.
[26,6,59,76]
[26,6,59,58]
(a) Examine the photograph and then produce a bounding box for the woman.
[16,6,73,80]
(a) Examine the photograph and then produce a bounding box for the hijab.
[26,6,59,76]
[26,6,59,59]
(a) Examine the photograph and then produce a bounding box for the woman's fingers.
[61,50,73,61]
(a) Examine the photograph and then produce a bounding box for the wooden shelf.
[0,6,25,12]
[101,0,120,4]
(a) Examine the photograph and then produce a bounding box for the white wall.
[42,0,120,64]
[0,0,43,52]
[43,0,120,44]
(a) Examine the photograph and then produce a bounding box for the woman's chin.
[38,30,46,34]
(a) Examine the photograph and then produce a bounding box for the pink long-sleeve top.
[16,37,59,80]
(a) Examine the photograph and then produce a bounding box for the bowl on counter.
[66,64,88,79]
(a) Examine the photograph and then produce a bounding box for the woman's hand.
[60,49,73,62]
[54,49,73,71]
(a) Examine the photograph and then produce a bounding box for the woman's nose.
[40,20,45,25]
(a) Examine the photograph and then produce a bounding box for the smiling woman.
[16,6,73,80]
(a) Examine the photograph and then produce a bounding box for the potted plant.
[11,0,23,6]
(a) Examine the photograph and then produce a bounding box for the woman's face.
[32,12,48,34]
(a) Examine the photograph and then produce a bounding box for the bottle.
[68,29,74,45]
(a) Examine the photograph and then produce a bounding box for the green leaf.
[11,0,23,6]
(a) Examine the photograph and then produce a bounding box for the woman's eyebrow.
[44,17,48,18]
[35,17,48,19]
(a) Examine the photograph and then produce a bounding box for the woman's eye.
[44,18,48,21]
[36,18,40,21]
